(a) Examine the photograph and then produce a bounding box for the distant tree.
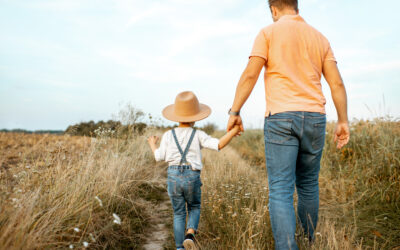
[116,103,145,125]
[65,104,148,138]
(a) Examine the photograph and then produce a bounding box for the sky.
[1,0,399,130]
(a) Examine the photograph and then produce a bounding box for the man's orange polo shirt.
[250,15,336,116]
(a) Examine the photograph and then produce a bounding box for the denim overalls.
[167,128,202,250]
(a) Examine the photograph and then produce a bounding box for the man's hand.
[334,122,350,149]
[227,115,244,135]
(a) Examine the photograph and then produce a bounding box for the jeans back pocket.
[265,118,295,145]
[167,178,177,196]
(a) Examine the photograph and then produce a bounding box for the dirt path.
[143,196,171,250]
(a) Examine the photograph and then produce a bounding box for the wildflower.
[25,165,30,169]
[83,241,89,248]
[113,213,121,225]
[73,227,80,233]
[69,244,74,249]
[232,212,237,218]
[89,233,96,242]
[315,232,322,237]
[94,196,103,207]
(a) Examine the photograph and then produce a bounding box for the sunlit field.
[0,118,399,249]
[199,119,400,249]
[0,129,167,249]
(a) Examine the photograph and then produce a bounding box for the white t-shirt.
[154,127,219,170]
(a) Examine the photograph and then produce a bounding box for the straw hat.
[162,91,211,122]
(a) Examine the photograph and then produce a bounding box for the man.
[226,0,350,249]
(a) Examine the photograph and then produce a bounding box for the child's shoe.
[183,233,198,250]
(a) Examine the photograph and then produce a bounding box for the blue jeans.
[167,167,202,249]
[264,111,326,250]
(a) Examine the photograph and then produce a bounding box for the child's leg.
[167,171,186,249]
[183,170,202,233]
[170,197,186,249]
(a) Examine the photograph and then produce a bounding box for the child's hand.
[147,136,159,146]
[232,125,241,136]
[218,124,242,150]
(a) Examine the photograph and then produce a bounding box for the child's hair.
[180,122,195,126]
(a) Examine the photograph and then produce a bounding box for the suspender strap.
[171,128,197,165]
[171,129,184,157]
[181,128,196,165]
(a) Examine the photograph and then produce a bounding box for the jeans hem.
[186,225,198,231]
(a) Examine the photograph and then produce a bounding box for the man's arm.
[227,56,266,132]
[322,60,350,149]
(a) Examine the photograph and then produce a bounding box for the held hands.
[334,122,350,149]
[231,124,241,134]
[227,115,244,136]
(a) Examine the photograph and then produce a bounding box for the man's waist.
[265,105,326,117]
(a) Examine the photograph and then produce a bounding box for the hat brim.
[162,103,211,122]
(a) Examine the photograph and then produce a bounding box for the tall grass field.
[0,118,399,249]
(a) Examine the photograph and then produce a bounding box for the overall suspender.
[171,128,197,167]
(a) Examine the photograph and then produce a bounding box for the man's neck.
[276,9,298,21]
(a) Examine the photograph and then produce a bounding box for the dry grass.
[0,130,165,249]
[198,118,399,249]
[0,118,399,249]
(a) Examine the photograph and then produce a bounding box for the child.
[147,91,240,250]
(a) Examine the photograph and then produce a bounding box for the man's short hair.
[268,0,298,12]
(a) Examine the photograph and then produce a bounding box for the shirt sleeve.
[249,28,269,61]
[198,130,219,151]
[324,42,337,63]
[154,132,168,161]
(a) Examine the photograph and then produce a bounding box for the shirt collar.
[278,14,305,22]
